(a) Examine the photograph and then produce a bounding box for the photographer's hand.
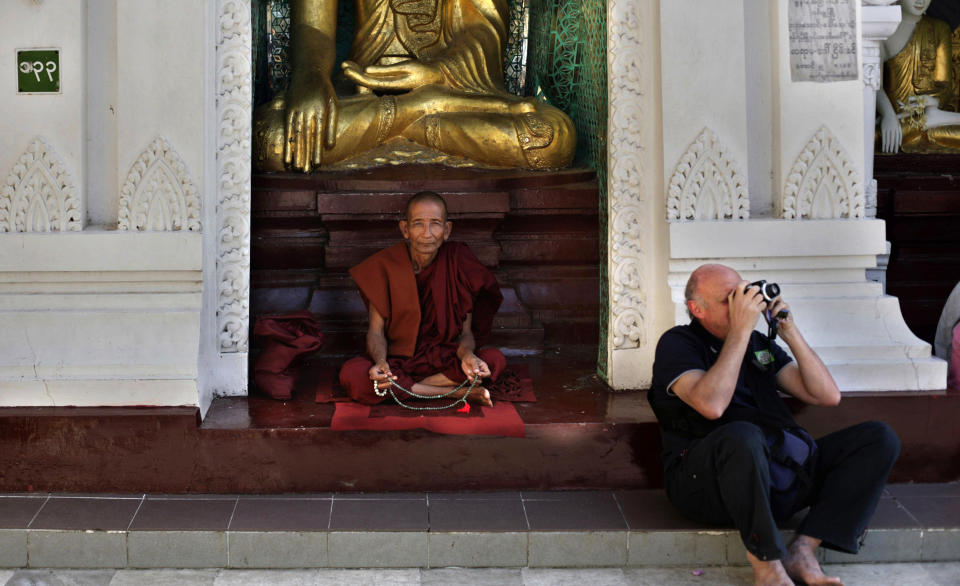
[729,281,766,338]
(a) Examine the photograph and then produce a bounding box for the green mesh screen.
[250,0,609,375]
[526,0,608,375]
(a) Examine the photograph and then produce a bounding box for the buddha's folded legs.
[253,86,577,171]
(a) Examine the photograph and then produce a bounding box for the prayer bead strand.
[372,376,480,411]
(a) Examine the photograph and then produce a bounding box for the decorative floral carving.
[0,137,81,233]
[118,137,201,231]
[216,0,252,353]
[667,128,748,221]
[782,126,864,219]
[608,0,647,349]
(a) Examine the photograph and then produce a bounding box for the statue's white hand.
[880,111,902,154]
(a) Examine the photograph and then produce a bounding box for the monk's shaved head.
[404,191,448,222]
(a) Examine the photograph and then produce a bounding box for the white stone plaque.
[788,0,859,82]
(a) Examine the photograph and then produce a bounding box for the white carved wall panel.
[782,126,864,219]
[0,137,82,233]
[667,128,748,221]
[118,137,201,231]
[216,0,252,353]
[608,0,647,350]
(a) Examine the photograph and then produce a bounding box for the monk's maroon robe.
[339,241,505,404]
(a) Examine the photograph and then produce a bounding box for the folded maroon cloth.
[252,311,324,400]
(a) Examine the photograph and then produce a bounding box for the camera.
[749,280,788,340]
[749,280,781,303]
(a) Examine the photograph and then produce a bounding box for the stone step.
[0,484,956,569]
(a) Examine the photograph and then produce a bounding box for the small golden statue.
[877,0,960,154]
[253,0,577,172]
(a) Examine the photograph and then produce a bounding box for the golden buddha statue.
[253,0,576,172]
[877,0,960,154]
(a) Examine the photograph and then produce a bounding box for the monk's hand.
[284,75,339,172]
[342,60,442,92]
[460,353,491,383]
[368,361,396,391]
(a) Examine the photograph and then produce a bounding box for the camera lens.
[763,282,780,300]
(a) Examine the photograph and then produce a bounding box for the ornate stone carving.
[0,137,81,233]
[667,128,748,221]
[216,0,252,353]
[782,126,864,219]
[608,0,647,349]
[118,137,201,231]
[862,44,882,91]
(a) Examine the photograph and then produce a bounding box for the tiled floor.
[0,484,957,569]
[2,484,959,535]
[4,564,960,585]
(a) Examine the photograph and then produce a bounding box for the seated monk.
[253,0,576,172]
[877,0,960,154]
[338,191,505,406]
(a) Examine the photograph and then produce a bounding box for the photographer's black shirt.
[648,320,795,469]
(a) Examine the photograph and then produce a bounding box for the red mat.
[331,400,526,437]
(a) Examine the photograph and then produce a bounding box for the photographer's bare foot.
[747,551,792,586]
[784,535,843,586]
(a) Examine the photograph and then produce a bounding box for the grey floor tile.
[312,569,421,585]
[109,569,218,585]
[868,497,924,528]
[886,483,960,498]
[130,499,236,531]
[227,532,326,568]
[627,530,727,566]
[524,494,626,531]
[826,562,943,586]
[823,528,924,563]
[127,531,227,568]
[334,493,427,501]
[0,530,27,568]
[521,568,630,586]
[330,499,427,531]
[613,490,707,531]
[920,562,960,585]
[528,532,627,567]
[428,492,522,501]
[422,567,523,585]
[5,569,116,586]
[429,532,527,567]
[0,571,13,585]
[29,498,141,531]
[624,567,745,586]
[212,569,320,585]
[897,497,960,528]
[922,528,960,561]
[429,499,527,531]
[28,531,127,569]
[0,498,46,529]
[327,531,428,568]
[229,499,331,531]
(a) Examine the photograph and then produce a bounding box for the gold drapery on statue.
[253,0,576,172]
[882,15,960,153]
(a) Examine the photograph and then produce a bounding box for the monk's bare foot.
[784,535,843,586]
[466,386,492,407]
[746,551,792,586]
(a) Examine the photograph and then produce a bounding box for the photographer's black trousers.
[664,420,900,561]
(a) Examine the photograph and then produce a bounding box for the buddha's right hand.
[880,112,902,154]
[284,76,338,172]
